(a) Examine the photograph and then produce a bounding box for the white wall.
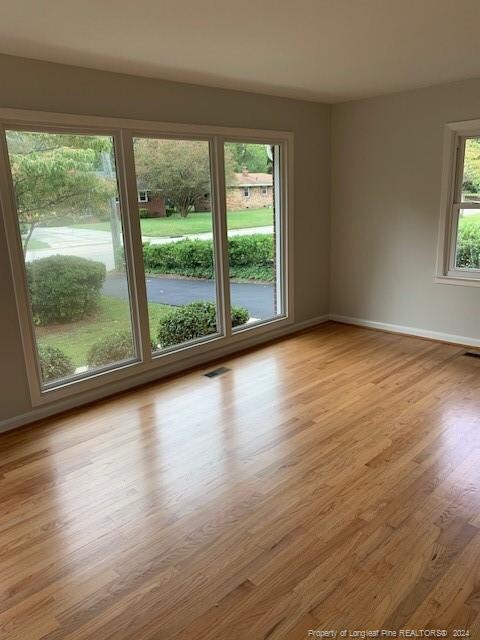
[4,54,480,429]
[331,78,480,342]
[0,54,331,425]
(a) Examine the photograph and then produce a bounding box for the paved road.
[104,273,275,320]
[27,225,275,318]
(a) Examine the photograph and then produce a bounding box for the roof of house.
[229,171,273,188]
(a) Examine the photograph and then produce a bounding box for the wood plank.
[0,322,479,639]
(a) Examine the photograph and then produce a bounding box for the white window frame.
[436,119,480,287]
[0,107,294,407]
[243,186,250,197]
[262,186,268,196]
[138,190,149,203]
[223,140,288,333]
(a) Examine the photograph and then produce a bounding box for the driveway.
[103,273,275,319]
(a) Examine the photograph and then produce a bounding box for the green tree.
[462,138,480,196]
[225,142,272,174]
[134,138,234,217]
[6,131,116,251]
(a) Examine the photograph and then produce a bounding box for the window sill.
[31,315,293,407]
[434,274,480,288]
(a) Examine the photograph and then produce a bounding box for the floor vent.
[464,351,480,359]
[204,366,230,378]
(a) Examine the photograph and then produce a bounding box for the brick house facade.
[137,190,166,218]
[226,169,273,210]
[135,169,273,217]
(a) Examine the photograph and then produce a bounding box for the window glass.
[456,209,480,270]
[461,138,480,203]
[224,142,283,327]
[132,137,221,351]
[6,130,136,387]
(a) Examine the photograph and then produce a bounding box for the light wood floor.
[1,322,480,639]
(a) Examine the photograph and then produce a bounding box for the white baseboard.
[0,314,330,435]
[294,314,330,331]
[329,314,480,349]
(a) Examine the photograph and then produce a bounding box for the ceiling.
[2,0,480,103]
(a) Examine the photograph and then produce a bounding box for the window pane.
[461,138,480,203]
[6,130,136,387]
[456,209,480,270]
[224,142,283,327]
[132,137,220,351]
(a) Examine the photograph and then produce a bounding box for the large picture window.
[0,111,292,403]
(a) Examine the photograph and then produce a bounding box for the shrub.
[139,208,166,219]
[157,302,249,348]
[231,305,251,326]
[143,234,274,281]
[87,331,135,368]
[228,234,273,268]
[143,239,214,278]
[38,345,75,383]
[26,255,106,325]
[457,219,480,269]
[87,331,158,368]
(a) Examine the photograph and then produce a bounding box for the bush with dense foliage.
[143,234,274,281]
[143,238,214,277]
[139,207,167,219]
[38,344,75,383]
[157,302,249,348]
[26,255,106,325]
[87,330,159,368]
[87,330,135,368]
[457,219,480,269]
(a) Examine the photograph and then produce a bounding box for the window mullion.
[447,204,461,273]
[210,136,232,337]
[274,144,285,315]
[447,137,466,273]
[452,136,466,204]
[117,130,153,363]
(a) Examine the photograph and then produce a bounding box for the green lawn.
[459,213,480,227]
[73,208,273,238]
[36,296,171,367]
[23,238,50,250]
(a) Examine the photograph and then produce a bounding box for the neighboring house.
[132,168,273,217]
[226,168,273,210]
[136,189,167,218]
[114,189,166,218]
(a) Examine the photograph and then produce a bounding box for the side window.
[455,137,480,271]
[437,125,480,284]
